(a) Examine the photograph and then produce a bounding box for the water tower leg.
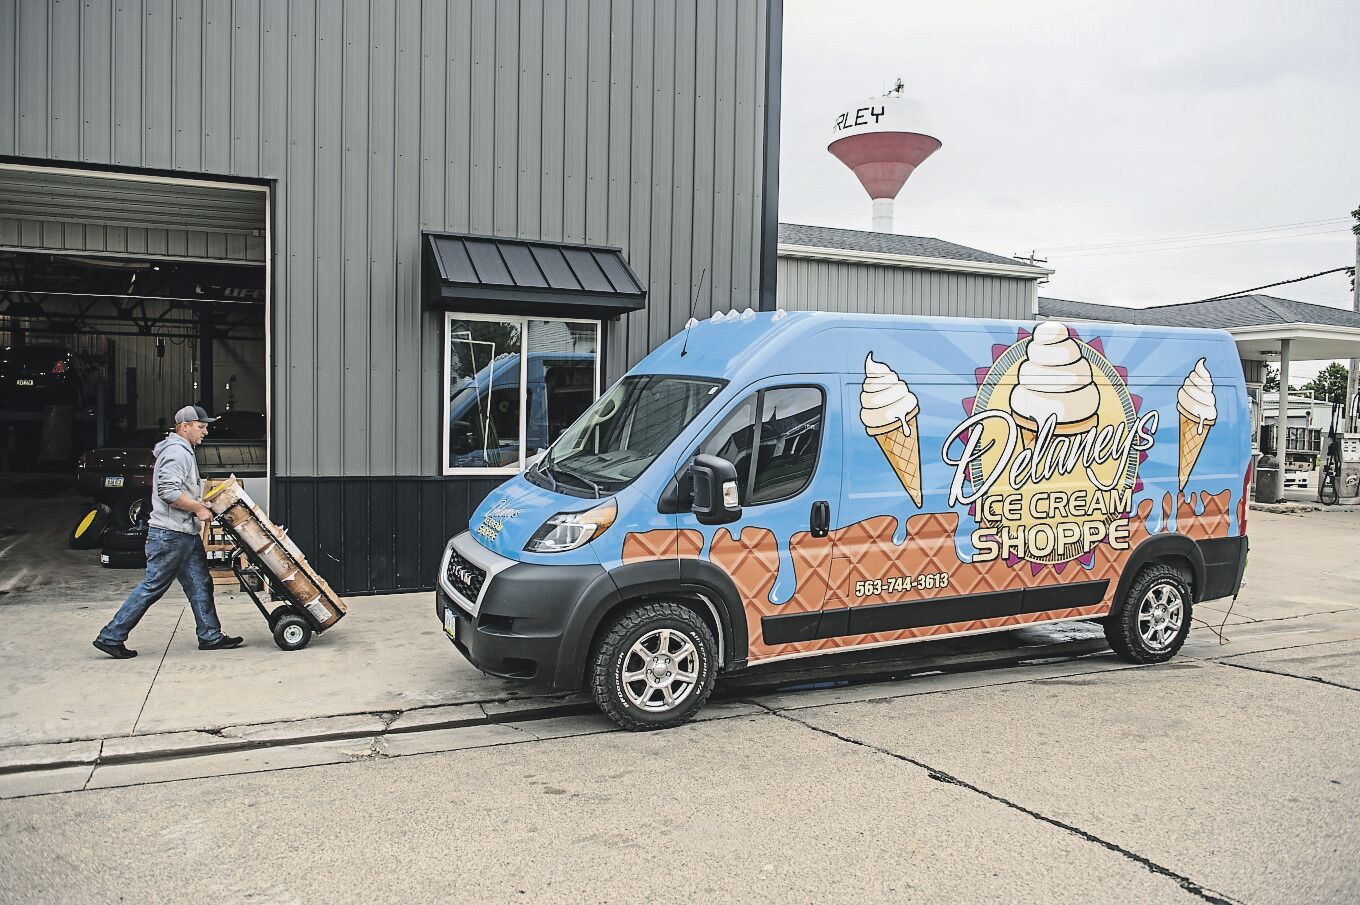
[871,198,894,233]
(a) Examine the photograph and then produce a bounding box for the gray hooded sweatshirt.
[150,433,202,534]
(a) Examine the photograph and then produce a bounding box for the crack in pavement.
[129,607,184,737]
[758,704,1242,905]
[1215,660,1360,693]
[1203,636,1357,662]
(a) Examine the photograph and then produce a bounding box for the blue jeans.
[98,527,224,645]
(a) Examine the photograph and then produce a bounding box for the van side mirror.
[690,454,742,525]
[450,420,473,454]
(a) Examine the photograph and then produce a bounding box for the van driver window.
[750,387,823,504]
[699,386,824,506]
[699,395,758,503]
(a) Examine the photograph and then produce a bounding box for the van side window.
[697,386,825,506]
[750,387,823,504]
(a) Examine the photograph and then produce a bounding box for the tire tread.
[590,601,717,732]
[1104,563,1192,664]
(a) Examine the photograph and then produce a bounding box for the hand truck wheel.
[272,610,313,651]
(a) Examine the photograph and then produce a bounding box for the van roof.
[632,310,1234,383]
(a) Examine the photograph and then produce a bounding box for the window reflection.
[526,320,598,458]
[447,318,522,469]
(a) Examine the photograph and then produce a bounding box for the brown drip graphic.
[622,490,1234,662]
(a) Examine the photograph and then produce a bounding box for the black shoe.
[93,639,138,659]
[199,634,245,651]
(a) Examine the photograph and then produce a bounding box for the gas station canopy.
[1039,294,1360,365]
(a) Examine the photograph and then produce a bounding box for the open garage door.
[0,165,267,598]
[0,165,265,264]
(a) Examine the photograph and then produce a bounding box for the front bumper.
[435,532,612,689]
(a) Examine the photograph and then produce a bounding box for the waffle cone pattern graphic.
[622,490,1232,663]
[870,423,923,507]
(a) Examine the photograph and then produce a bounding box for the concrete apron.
[0,587,1131,777]
[5,617,1359,801]
[2,507,1357,793]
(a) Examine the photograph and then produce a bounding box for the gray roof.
[1037,294,1360,331]
[779,223,1029,268]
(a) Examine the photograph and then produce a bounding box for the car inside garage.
[0,165,267,597]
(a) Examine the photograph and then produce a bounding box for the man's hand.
[171,494,214,522]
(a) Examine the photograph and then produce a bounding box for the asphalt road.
[2,633,1356,905]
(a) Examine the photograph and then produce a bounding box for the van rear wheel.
[1105,563,1192,664]
[590,602,717,731]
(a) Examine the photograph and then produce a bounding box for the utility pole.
[1349,205,1359,433]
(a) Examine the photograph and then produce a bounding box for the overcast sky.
[778,0,1359,380]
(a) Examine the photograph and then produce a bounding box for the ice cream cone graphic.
[861,354,923,507]
[1008,322,1101,452]
[1177,358,1217,492]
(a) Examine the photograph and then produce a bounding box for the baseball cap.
[174,405,220,424]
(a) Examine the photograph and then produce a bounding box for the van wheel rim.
[1137,582,1184,650]
[621,628,699,712]
[283,624,306,645]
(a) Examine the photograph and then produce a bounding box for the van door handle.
[810,500,830,538]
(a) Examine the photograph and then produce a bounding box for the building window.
[443,313,600,474]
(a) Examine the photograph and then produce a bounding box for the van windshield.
[530,375,725,496]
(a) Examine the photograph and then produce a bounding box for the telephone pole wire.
[1348,204,1359,432]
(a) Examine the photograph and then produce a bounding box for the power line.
[1181,266,1354,304]
[1038,217,1349,254]
[1052,228,1344,259]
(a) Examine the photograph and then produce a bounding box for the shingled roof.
[779,223,1030,268]
[1038,294,1360,330]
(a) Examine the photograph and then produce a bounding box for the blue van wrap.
[450,311,1250,685]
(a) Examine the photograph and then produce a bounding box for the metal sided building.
[776,223,1050,319]
[1,0,783,594]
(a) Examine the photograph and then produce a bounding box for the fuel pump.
[1318,401,1360,505]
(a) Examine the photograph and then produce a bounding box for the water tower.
[828,81,941,233]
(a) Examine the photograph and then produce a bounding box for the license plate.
[443,608,458,640]
[104,476,125,488]
[15,379,34,387]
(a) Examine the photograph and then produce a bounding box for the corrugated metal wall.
[0,0,772,480]
[776,257,1036,320]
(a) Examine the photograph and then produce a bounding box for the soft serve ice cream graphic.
[861,353,923,506]
[1176,358,1217,492]
[944,321,1160,566]
[1008,321,1101,446]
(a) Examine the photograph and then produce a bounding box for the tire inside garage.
[0,165,267,601]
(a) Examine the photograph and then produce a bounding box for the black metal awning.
[422,232,646,319]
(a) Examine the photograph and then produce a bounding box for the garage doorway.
[0,164,268,598]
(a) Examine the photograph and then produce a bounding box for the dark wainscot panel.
[274,476,509,595]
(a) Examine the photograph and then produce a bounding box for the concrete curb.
[0,636,1105,776]
[0,694,595,776]
[1250,501,1360,514]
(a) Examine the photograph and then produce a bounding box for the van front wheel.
[1105,563,1192,664]
[590,602,717,731]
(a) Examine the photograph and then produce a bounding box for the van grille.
[445,549,487,602]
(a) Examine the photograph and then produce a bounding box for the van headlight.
[525,499,617,553]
